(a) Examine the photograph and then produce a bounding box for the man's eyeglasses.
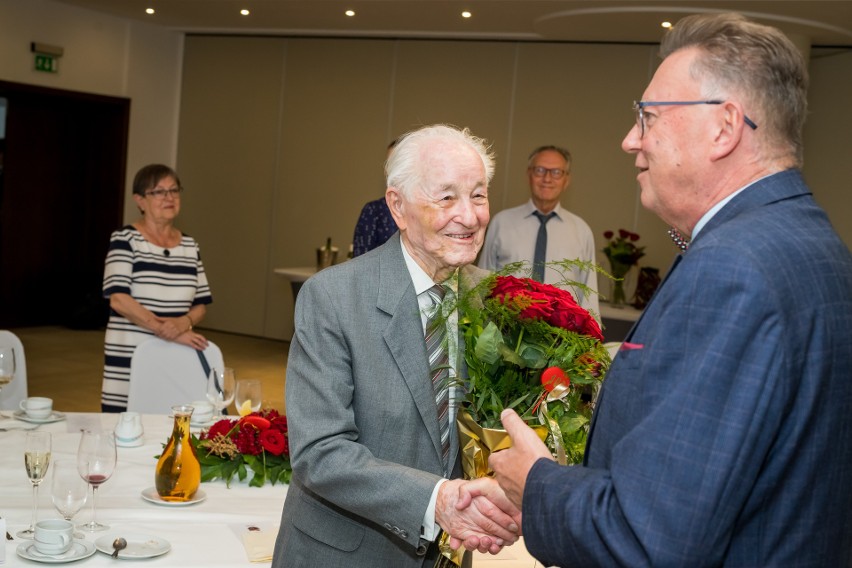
[145,187,183,199]
[529,166,568,180]
[632,100,758,138]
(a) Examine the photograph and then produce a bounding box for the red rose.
[549,296,604,340]
[259,428,287,456]
[202,418,236,441]
[603,230,614,239]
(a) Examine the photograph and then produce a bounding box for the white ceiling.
[54,0,852,47]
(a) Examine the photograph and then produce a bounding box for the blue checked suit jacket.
[522,170,852,567]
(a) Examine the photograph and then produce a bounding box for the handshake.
[435,476,522,556]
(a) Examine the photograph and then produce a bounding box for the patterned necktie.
[532,211,556,282]
[424,284,450,473]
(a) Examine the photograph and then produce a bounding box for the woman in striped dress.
[101,164,213,412]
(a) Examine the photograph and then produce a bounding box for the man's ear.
[386,187,407,230]
[710,101,747,161]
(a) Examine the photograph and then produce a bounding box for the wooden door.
[0,80,129,328]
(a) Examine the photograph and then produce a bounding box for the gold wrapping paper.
[434,411,549,567]
[457,411,549,479]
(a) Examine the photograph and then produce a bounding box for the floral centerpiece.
[191,409,292,488]
[602,229,645,306]
[453,261,611,469]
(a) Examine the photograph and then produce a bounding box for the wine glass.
[235,378,262,415]
[51,459,88,538]
[76,430,116,532]
[206,367,236,417]
[17,431,52,539]
[0,346,15,395]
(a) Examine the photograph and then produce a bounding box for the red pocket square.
[620,342,644,351]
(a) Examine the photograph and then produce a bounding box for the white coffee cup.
[33,519,73,556]
[19,397,53,420]
[114,411,144,446]
[190,401,214,424]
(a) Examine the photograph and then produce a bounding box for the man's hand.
[489,409,554,508]
[450,477,522,553]
[435,478,521,555]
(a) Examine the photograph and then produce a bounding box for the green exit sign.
[34,54,58,73]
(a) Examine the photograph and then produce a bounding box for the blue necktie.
[532,211,556,282]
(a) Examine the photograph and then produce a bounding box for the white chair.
[0,330,28,411]
[127,338,224,414]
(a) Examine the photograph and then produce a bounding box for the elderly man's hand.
[435,478,521,555]
[489,409,554,508]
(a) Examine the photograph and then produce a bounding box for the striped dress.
[101,226,213,410]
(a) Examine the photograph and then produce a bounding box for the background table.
[1,413,543,566]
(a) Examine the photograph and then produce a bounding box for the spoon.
[111,537,127,558]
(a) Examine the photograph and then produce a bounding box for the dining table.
[0,412,544,567]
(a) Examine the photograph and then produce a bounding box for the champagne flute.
[0,346,15,395]
[206,367,236,417]
[76,431,116,532]
[235,378,262,415]
[51,459,88,538]
[17,431,52,539]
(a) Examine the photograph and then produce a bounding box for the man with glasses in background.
[476,12,852,567]
[478,145,599,313]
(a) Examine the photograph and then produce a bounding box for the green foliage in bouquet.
[453,261,611,464]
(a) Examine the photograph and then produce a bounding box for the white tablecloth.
[1,413,287,566]
[0,413,541,567]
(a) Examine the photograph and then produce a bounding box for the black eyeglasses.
[145,187,183,199]
[633,100,758,138]
[529,166,568,180]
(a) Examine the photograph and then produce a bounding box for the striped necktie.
[424,284,450,473]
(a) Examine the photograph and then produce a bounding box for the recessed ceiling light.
[145,7,154,15]
[661,21,672,29]
[462,11,472,19]
[345,10,355,17]
[240,9,250,16]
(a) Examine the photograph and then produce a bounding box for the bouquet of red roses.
[455,270,609,468]
[193,409,292,488]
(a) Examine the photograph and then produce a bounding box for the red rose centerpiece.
[191,409,292,487]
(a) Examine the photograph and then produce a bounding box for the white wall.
[0,0,183,221]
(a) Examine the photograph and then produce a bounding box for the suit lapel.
[377,236,445,464]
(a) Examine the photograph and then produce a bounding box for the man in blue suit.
[482,13,852,567]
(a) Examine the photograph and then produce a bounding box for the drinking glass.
[0,346,15,395]
[76,431,116,532]
[235,378,262,414]
[17,431,52,539]
[51,459,88,538]
[206,367,236,417]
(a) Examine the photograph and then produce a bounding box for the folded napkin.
[0,418,39,431]
[235,523,279,563]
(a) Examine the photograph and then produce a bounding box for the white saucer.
[94,532,171,559]
[140,486,207,506]
[13,410,67,424]
[17,540,96,563]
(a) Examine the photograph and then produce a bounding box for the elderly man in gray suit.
[272,125,522,567]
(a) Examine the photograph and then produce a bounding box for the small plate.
[140,486,207,506]
[13,410,66,424]
[17,540,97,563]
[95,532,171,559]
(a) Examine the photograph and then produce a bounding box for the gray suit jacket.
[272,234,486,567]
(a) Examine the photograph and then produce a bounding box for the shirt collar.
[691,174,772,239]
[525,199,563,220]
[400,239,458,295]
